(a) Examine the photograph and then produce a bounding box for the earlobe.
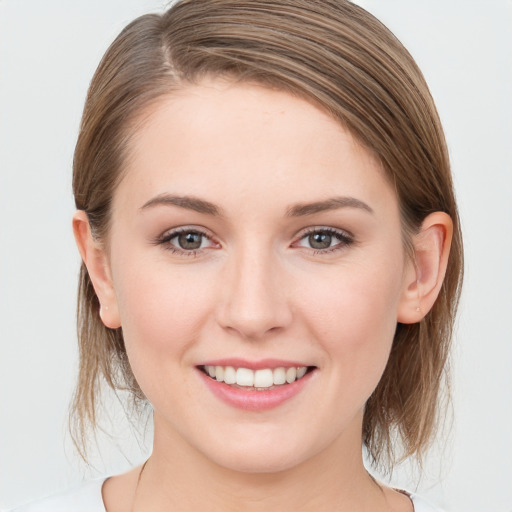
[72,211,121,329]
[397,212,453,324]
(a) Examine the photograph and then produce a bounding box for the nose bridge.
[217,239,292,339]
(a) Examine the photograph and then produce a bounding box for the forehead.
[114,79,396,218]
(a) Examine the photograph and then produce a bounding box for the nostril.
[214,267,293,339]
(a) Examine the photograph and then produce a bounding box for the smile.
[201,365,310,390]
[197,362,316,411]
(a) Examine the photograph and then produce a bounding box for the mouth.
[199,364,316,391]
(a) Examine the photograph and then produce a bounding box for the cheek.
[111,263,219,414]
[112,258,215,370]
[300,256,403,389]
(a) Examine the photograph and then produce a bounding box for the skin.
[74,79,452,511]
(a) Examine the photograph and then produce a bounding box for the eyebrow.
[140,193,373,217]
[285,197,374,217]
[140,194,223,216]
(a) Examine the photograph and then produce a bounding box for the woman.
[12,0,463,510]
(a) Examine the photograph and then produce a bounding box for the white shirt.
[6,479,446,512]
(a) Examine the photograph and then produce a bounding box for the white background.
[0,1,511,510]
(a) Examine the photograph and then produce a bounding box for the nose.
[215,244,293,340]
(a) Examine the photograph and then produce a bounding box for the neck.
[134,417,388,512]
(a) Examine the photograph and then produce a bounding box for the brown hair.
[71,0,463,469]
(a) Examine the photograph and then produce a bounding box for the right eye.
[157,227,218,255]
[171,231,208,250]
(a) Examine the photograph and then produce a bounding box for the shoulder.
[410,493,447,512]
[5,479,107,512]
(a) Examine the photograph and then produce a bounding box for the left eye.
[295,229,352,251]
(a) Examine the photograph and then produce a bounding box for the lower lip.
[197,369,314,411]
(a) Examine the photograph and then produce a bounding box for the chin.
[192,425,322,475]
[210,446,308,475]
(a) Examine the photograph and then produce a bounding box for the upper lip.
[196,358,312,370]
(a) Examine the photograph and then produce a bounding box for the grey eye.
[177,231,204,250]
[308,232,333,249]
[294,227,353,253]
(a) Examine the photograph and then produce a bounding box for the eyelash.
[294,227,354,255]
[155,227,215,257]
[154,227,354,256]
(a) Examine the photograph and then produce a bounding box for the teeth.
[273,367,286,385]
[254,369,273,388]
[203,365,310,388]
[223,366,236,385]
[236,367,254,387]
[285,367,297,383]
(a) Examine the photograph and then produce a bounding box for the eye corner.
[153,226,221,255]
[292,226,355,254]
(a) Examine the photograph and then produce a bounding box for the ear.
[397,212,453,324]
[72,210,121,329]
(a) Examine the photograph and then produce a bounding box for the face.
[103,79,413,473]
